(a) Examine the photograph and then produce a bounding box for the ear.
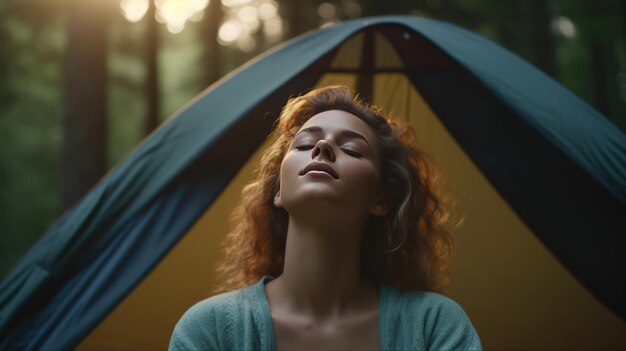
[274,188,283,208]
[369,192,390,217]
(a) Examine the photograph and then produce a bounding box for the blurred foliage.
[0,0,64,277]
[0,0,624,279]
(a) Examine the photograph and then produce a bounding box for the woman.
[170,86,481,350]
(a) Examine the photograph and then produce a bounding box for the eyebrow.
[296,126,371,148]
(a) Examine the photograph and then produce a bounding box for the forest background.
[0,0,624,280]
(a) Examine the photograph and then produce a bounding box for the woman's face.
[275,110,387,219]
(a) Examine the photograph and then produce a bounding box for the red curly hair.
[215,85,457,293]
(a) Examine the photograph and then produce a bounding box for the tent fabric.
[0,16,624,350]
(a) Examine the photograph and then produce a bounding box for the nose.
[311,139,335,162]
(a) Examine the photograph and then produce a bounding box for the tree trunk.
[492,0,520,53]
[203,0,223,87]
[61,0,110,211]
[145,0,159,134]
[278,0,306,38]
[589,41,609,115]
[530,0,556,77]
[623,0,626,38]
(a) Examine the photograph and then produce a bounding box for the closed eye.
[342,148,363,158]
[295,145,314,151]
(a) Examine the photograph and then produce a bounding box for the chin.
[288,198,370,223]
[283,191,342,212]
[293,192,341,206]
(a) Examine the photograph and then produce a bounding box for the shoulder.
[169,286,260,350]
[385,288,470,323]
[395,289,468,319]
[169,290,241,350]
[382,287,482,350]
[176,289,245,326]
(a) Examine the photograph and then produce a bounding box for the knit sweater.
[169,277,481,350]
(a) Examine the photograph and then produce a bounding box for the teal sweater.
[170,277,481,350]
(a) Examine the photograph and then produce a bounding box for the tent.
[1,16,625,350]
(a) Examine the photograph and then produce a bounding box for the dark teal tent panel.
[409,20,625,202]
[0,16,624,350]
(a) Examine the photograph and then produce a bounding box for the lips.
[299,162,339,179]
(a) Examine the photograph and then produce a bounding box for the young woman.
[169,86,481,350]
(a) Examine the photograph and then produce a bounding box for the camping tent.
[1,16,624,350]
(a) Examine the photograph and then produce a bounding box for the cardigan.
[169,277,481,350]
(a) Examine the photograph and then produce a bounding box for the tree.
[530,0,557,77]
[202,0,224,87]
[145,0,159,134]
[61,0,112,210]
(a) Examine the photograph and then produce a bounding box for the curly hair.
[215,85,457,293]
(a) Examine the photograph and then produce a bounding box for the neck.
[267,215,377,321]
